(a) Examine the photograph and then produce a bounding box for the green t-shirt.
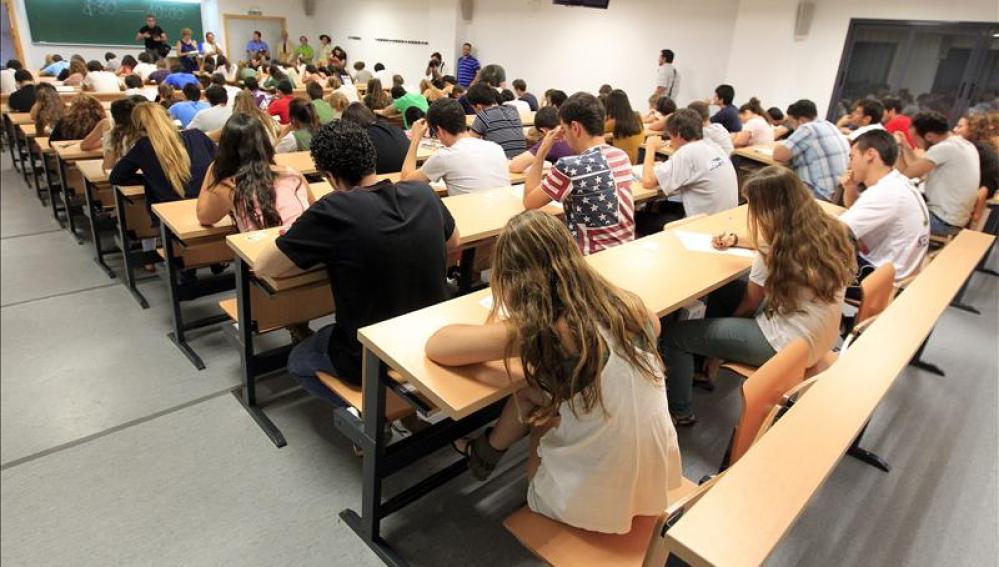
[292,129,314,151]
[264,75,296,90]
[312,99,336,124]
[294,44,314,63]
[393,92,430,128]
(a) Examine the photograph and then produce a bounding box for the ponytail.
[739,97,767,121]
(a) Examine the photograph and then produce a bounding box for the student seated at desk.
[954,113,999,199]
[772,99,850,202]
[133,53,156,81]
[427,210,681,534]
[603,89,645,163]
[639,109,738,232]
[162,63,198,90]
[305,81,336,124]
[209,74,240,108]
[198,114,312,232]
[50,94,106,142]
[838,129,929,282]
[509,106,575,174]
[895,111,981,236]
[62,59,87,87]
[513,79,538,111]
[40,54,69,77]
[837,99,886,141]
[115,55,137,77]
[80,95,147,167]
[275,98,321,153]
[523,92,636,255]
[30,83,64,136]
[156,84,180,109]
[122,75,151,100]
[169,83,209,128]
[267,80,295,125]
[212,91,280,144]
[401,98,508,196]
[687,100,734,155]
[8,70,36,113]
[645,95,677,134]
[81,60,122,93]
[375,85,429,129]
[242,77,269,110]
[1,59,21,94]
[110,103,217,221]
[467,82,526,159]
[661,167,855,425]
[710,84,742,133]
[187,85,233,133]
[340,102,409,173]
[731,97,774,148]
[363,78,391,112]
[253,120,460,400]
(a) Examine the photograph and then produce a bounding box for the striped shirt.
[456,55,480,87]
[470,105,526,159]
[782,119,850,201]
[541,145,636,255]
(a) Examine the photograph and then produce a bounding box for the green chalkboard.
[25,0,203,47]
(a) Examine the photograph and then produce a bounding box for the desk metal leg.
[233,257,287,448]
[39,153,55,207]
[846,421,890,472]
[160,223,207,370]
[83,179,116,279]
[14,131,28,180]
[57,157,83,243]
[4,118,18,171]
[458,247,477,295]
[26,139,41,194]
[114,188,149,308]
[909,333,944,376]
[949,277,979,314]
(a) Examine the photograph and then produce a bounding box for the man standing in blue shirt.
[246,31,270,61]
[455,42,480,87]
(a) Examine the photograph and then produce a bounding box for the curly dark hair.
[310,120,376,186]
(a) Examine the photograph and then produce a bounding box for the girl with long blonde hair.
[109,102,216,217]
[426,210,681,534]
[661,165,856,425]
[207,90,280,143]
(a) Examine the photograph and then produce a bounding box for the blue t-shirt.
[169,100,209,128]
[163,72,199,89]
[710,104,742,133]
[42,60,70,76]
[456,55,480,87]
[246,39,269,55]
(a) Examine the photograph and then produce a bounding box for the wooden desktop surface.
[10,113,32,125]
[664,229,995,567]
[733,142,779,166]
[52,141,102,162]
[151,199,234,242]
[76,159,110,186]
[274,143,437,174]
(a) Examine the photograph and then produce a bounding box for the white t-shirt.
[742,115,774,146]
[504,99,531,113]
[186,105,233,133]
[703,123,734,155]
[419,137,509,196]
[83,71,121,93]
[123,87,156,101]
[654,140,738,216]
[847,123,886,141]
[219,64,238,83]
[335,84,359,103]
[750,254,845,365]
[840,170,929,281]
[527,329,681,534]
[133,62,157,81]
[223,85,242,107]
[0,69,15,94]
[655,63,679,98]
[923,135,981,227]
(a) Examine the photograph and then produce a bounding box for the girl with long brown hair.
[30,82,64,136]
[363,78,391,111]
[109,102,216,219]
[661,166,855,425]
[603,89,644,163]
[208,90,280,143]
[49,94,106,141]
[426,210,681,534]
[732,96,775,148]
[275,98,321,153]
[954,112,999,198]
[79,95,146,169]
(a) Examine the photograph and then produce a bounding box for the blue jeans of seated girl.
[660,314,777,418]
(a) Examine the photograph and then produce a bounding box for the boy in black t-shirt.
[255,121,461,403]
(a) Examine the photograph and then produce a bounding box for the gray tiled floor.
[1,153,996,566]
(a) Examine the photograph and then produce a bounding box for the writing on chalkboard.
[82,0,192,20]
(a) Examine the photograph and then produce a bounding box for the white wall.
[464,0,741,109]
[724,0,999,118]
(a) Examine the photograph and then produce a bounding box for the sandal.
[671,413,698,427]
[452,427,506,481]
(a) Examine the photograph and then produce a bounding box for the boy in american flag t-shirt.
[523,92,635,254]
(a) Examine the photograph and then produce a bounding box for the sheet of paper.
[671,230,756,258]
[510,185,563,211]
[478,295,509,318]
[752,146,775,157]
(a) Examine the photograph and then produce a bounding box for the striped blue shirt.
[456,55,480,87]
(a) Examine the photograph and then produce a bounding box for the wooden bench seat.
[503,477,699,567]
[317,371,421,422]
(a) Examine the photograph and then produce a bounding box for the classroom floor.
[1,152,996,567]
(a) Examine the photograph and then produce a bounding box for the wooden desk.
[53,141,103,240]
[77,159,120,278]
[733,142,779,166]
[274,143,436,175]
[9,112,32,125]
[112,184,159,308]
[664,229,995,567]
[151,199,237,369]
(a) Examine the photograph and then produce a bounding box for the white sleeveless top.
[527,331,682,534]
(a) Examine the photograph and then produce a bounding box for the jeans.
[929,211,960,237]
[287,324,347,408]
[660,280,776,418]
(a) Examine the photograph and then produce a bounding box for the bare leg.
[456,386,545,453]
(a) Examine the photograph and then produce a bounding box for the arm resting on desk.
[196,165,232,226]
[108,147,144,187]
[255,239,306,278]
[426,321,516,367]
[772,143,792,164]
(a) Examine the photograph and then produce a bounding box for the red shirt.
[885,115,913,147]
[268,94,293,124]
